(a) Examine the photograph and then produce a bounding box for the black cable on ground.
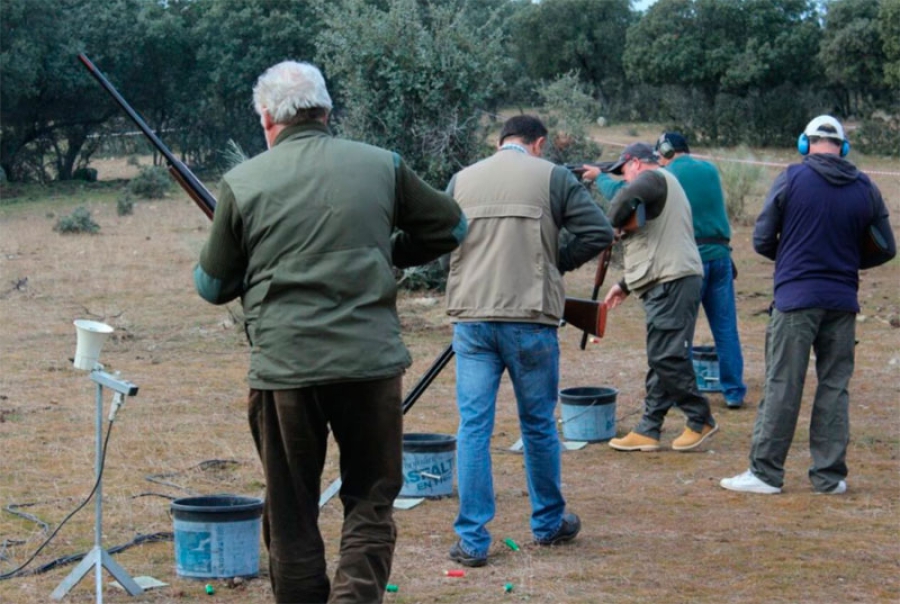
[2,457,246,580]
[0,420,115,581]
[12,532,174,578]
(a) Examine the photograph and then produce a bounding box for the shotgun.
[564,161,616,181]
[566,244,611,350]
[562,201,646,345]
[78,53,216,220]
[79,52,454,427]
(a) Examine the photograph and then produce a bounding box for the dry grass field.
[1,131,898,604]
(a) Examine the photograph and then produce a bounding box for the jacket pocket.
[447,204,550,317]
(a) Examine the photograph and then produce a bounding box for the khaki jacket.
[617,169,703,297]
[446,148,612,325]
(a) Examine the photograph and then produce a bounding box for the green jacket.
[194,122,467,389]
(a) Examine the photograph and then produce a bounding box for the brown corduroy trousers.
[248,376,403,604]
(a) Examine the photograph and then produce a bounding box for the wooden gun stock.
[169,167,215,220]
[564,298,608,340]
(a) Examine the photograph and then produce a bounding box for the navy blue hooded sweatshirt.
[754,153,895,313]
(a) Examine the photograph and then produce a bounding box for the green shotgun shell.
[504,582,514,593]
[205,584,215,595]
[503,537,520,551]
[386,584,399,593]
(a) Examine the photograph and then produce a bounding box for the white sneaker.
[720,470,781,494]
[816,480,847,495]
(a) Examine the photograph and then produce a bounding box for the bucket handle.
[559,400,602,425]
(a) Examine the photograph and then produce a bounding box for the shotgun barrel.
[78,53,216,220]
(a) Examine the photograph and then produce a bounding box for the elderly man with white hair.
[194,60,467,603]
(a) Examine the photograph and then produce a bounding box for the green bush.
[854,116,900,157]
[54,206,100,234]
[128,166,172,198]
[117,194,134,216]
[72,167,98,182]
[539,72,603,165]
[397,260,447,292]
[714,149,764,224]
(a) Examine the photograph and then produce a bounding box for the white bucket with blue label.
[171,494,263,579]
[692,345,722,392]
[400,433,456,498]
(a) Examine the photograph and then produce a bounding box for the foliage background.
[1,0,898,186]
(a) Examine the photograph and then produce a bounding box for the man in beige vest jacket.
[598,143,718,452]
[444,115,612,567]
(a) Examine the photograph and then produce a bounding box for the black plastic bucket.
[400,433,456,498]
[171,494,263,579]
[559,386,618,442]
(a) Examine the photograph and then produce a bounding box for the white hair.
[252,61,333,124]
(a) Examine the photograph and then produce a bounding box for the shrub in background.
[714,149,764,225]
[54,206,100,234]
[128,166,171,198]
[854,115,900,157]
[397,260,447,292]
[72,167,98,182]
[117,194,134,216]
[538,71,603,165]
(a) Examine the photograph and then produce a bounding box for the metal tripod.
[51,370,143,602]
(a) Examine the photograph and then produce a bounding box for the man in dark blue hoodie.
[721,115,895,495]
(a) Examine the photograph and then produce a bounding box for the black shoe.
[448,540,488,567]
[726,400,744,409]
[535,512,581,546]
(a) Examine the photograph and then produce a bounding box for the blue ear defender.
[797,133,850,157]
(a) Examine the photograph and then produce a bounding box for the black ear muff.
[656,133,675,159]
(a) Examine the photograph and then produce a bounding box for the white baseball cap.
[803,115,845,141]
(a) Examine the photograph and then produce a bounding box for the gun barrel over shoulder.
[78,53,217,221]
[564,161,616,181]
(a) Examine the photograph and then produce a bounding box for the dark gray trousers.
[749,308,854,491]
[248,376,403,604]
[634,276,714,439]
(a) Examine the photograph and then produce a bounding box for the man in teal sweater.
[655,132,746,408]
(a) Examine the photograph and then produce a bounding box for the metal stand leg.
[51,372,143,602]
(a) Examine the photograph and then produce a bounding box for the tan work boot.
[609,431,660,452]
[672,423,719,451]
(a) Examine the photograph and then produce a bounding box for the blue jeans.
[452,322,566,557]
[699,256,746,404]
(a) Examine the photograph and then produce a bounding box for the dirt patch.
[0,155,898,603]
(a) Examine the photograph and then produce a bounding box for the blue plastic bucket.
[559,387,618,442]
[171,494,263,579]
[692,346,722,392]
[400,433,456,498]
